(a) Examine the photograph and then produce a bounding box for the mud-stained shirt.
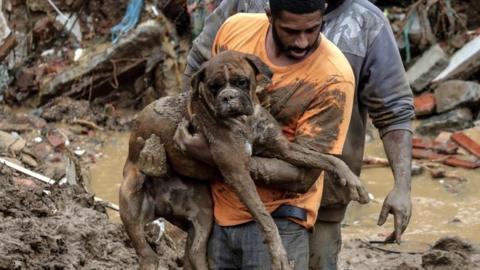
[210,13,355,229]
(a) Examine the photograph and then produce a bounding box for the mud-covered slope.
[0,174,184,270]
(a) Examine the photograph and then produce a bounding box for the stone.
[15,67,37,91]
[434,80,480,113]
[21,154,38,168]
[407,44,449,93]
[414,93,436,116]
[416,108,473,136]
[433,36,480,82]
[0,130,26,153]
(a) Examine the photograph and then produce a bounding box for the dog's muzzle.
[215,88,253,118]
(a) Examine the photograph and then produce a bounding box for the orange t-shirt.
[211,13,355,229]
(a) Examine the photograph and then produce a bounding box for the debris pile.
[375,0,480,177]
[0,0,189,109]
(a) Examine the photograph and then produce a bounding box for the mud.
[0,173,183,270]
[338,237,480,270]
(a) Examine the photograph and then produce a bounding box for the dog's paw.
[138,134,167,177]
[336,171,370,204]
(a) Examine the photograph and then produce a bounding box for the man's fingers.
[377,204,390,226]
[394,212,403,244]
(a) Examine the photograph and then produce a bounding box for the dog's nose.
[221,92,237,103]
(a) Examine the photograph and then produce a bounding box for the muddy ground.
[1,170,479,270]
[2,101,479,270]
[0,173,184,270]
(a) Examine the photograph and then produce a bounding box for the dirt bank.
[0,174,182,269]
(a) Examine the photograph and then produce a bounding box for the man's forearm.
[250,157,320,193]
[382,129,412,190]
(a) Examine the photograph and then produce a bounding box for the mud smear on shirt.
[265,78,346,153]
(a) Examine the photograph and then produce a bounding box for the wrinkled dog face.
[191,51,273,119]
[207,65,254,119]
[191,51,273,120]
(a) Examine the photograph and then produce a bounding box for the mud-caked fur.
[119,51,369,270]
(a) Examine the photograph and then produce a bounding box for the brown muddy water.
[90,129,480,245]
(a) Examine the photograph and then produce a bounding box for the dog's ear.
[187,65,207,117]
[190,65,207,97]
[244,54,273,91]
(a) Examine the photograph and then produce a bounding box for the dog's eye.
[208,82,222,94]
[234,78,249,89]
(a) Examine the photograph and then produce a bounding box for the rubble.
[416,108,473,136]
[414,93,436,116]
[38,17,180,107]
[406,44,449,93]
[451,131,480,158]
[433,36,480,82]
[434,80,480,113]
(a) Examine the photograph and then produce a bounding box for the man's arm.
[360,25,414,243]
[378,129,412,243]
[174,119,318,193]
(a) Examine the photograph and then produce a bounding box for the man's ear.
[244,54,273,91]
[265,7,272,23]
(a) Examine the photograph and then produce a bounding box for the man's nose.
[295,33,308,49]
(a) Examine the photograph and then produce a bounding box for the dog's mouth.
[214,88,254,119]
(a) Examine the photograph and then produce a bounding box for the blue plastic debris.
[111,0,144,44]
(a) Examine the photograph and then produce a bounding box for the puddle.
[90,130,480,243]
[343,129,480,244]
[89,132,130,222]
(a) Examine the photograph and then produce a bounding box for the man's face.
[270,10,323,60]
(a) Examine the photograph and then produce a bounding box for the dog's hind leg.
[120,161,160,270]
[183,210,212,270]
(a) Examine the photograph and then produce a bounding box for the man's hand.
[377,187,412,243]
[379,129,413,244]
[173,119,215,165]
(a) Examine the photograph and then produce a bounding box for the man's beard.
[271,23,320,59]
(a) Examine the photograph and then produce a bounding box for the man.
[182,0,414,269]
[179,0,355,268]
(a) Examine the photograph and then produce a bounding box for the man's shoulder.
[315,36,355,86]
[223,13,267,28]
[323,0,390,58]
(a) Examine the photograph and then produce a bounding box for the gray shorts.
[208,218,309,270]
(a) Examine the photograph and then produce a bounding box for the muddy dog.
[119,51,369,270]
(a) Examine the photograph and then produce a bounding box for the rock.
[414,93,436,116]
[0,131,26,153]
[433,237,474,254]
[411,163,424,176]
[416,108,473,136]
[433,36,480,82]
[20,154,38,168]
[407,44,449,93]
[422,250,471,270]
[15,67,37,91]
[434,80,480,113]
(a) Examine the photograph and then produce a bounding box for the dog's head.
[189,51,272,119]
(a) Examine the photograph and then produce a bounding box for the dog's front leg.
[209,139,291,270]
[119,161,159,270]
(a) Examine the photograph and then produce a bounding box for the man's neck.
[265,26,321,67]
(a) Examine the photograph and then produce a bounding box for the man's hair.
[269,0,326,16]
